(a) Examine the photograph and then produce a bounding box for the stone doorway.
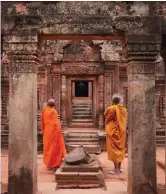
[67,77,96,129]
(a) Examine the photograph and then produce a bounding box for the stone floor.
[1,148,166,194]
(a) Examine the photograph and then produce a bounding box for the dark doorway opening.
[75,81,88,97]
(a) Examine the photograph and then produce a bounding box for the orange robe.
[41,107,67,168]
[104,104,127,163]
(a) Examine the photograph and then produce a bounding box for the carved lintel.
[61,63,104,75]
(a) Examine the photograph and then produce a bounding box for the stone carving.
[128,63,156,74]
[98,75,104,130]
[41,40,71,63]
[61,75,67,130]
[127,44,160,53]
[62,40,100,62]
[61,63,104,75]
[8,54,38,61]
[64,146,90,165]
[99,40,122,61]
[9,62,38,73]
[113,16,147,34]
[56,146,105,189]
[4,43,38,52]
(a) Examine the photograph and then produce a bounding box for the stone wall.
[2,2,166,35]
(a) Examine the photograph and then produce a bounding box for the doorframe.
[66,76,97,127]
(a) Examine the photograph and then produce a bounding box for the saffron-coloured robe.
[41,107,67,168]
[104,104,127,163]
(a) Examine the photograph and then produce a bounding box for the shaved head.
[112,94,121,105]
[47,99,55,107]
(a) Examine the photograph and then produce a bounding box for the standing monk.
[104,94,127,175]
[41,99,67,170]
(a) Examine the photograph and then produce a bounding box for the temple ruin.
[1,1,166,194]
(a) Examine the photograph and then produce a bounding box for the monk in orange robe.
[104,94,127,175]
[41,99,67,170]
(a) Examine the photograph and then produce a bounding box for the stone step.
[156,136,165,140]
[66,139,98,143]
[72,111,92,115]
[67,144,101,154]
[72,115,92,119]
[72,101,92,105]
[69,123,94,128]
[66,134,98,138]
[72,119,93,123]
[73,108,92,112]
[72,105,92,108]
[66,142,99,146]
[66,136,98,141]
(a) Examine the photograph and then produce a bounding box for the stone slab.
[61,160,99,172]
[67,145,101,154]
[55,168,105,189]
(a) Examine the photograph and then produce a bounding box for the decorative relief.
[61,63,104,75]
[127,44,160,53]
[4,43,38,52]
[62,40,100,62]
[127,63,155,74]
[113,17,146,34]
[9,62,38,73]
[52,64,61,74]
[99,40,122,61]
[8,54,38,61]
[3,35,38,43]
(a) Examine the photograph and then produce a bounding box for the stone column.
[5,34,39,194]
[46,66,52,99]
[61,75,67,130]
[52,63,61,115]
[98,75,104,130]
[126,35,161,194]
[104,70,112,108]
[155,92,160,117]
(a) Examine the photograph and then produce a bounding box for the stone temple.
[1,1,166,194]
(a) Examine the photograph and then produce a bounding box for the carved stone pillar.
[104,64,119,109]
[155,92,160,117]
[98,75,104,130]
[52,63,61,115]
[104,70,112,109]
[5,34,39,194]
[126,35,161,194]
[61,75,67,130]
[46,66,52,99]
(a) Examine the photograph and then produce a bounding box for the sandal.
[106,170,119,175]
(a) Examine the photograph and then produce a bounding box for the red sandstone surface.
[1,148,166,193]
